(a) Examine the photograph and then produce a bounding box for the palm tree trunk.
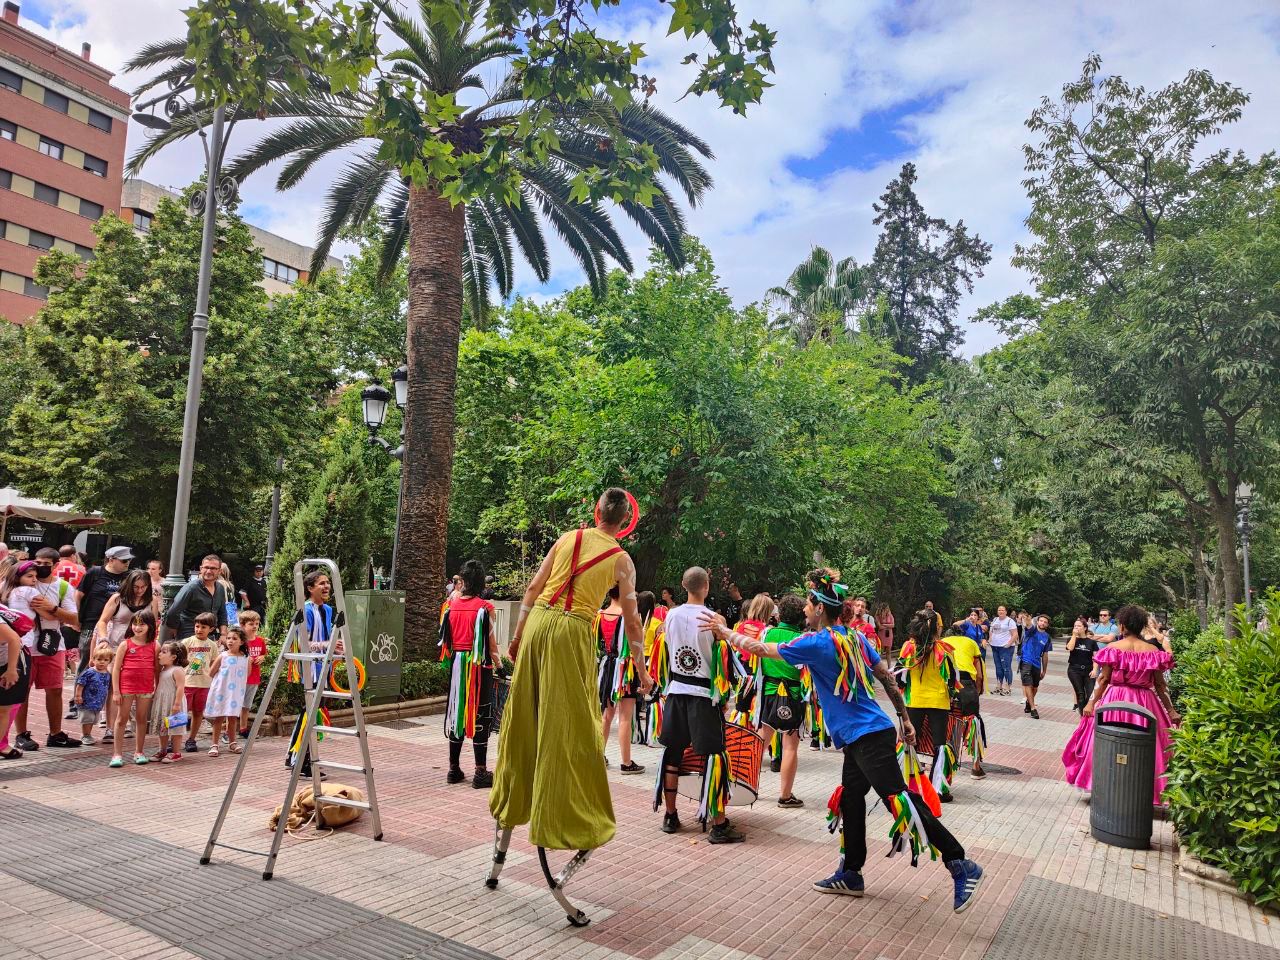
[400,184,465,659]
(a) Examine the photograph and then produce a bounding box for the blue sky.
[17,0,1280,356]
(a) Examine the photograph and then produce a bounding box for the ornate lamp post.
[1238,482,1254,617]
[362,371,407,589]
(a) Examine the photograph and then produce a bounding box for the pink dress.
[1062,645,1174,802]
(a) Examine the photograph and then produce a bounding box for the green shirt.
[761,624,804,695]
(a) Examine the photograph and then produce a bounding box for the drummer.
[759,594,808,807]
[654,566,746,844]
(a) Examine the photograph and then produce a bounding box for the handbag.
[35,628,62,657]
[952,673,980,717]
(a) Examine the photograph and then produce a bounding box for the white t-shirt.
[664,602,715,698]
[5,586,40,649]
[33,578,77,655]
[989,616,1018,648]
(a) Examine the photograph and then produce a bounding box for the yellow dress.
[490,527,622,850]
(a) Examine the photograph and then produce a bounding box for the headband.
[14,561,36,576]
[808,574,848,608]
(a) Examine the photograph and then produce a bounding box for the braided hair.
[806,568,847,621]
[907,607,939,665]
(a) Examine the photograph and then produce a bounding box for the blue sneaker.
[948,859,984,913]
[813,868,864,896]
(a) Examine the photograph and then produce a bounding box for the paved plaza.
[2,670,1276,960]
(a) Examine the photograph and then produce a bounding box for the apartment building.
[0,1,129,322]
[120,178,342,295]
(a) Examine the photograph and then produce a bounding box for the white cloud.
[20,0,1280,355]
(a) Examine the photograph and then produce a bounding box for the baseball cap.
[105,546,135,561]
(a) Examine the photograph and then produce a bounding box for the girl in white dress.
[205,626,250,757]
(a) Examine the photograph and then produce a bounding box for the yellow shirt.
[644,615,664,660]
[901,640,952,710]
[949,635,982,678]
[537,527,623,621]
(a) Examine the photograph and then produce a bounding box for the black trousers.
[1068,666,1095,711]
[906,707,949,760]
[840,727,965,871]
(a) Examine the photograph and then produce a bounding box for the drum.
[491,674,512,734]
[676,720,764,806]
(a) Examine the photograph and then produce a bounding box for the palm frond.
[374,179,411,283]
[308,150,394,273]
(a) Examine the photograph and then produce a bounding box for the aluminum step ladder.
[200,558,383,879]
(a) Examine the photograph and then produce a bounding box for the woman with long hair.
[873,602,894,655]
[1063,604,1179,802]
[487,489,653,926]
[598,584,644,774]
[897,609,960,802]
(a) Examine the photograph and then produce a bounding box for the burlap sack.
[269,783,366,830]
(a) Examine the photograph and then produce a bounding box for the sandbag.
[269,783,365,831]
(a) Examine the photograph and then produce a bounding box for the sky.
[16,0,1280,355]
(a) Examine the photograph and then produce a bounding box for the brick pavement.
[1,667,1275,960]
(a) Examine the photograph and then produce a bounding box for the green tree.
[1014,56,1280,629]
[866,162,991,382]
[765,246,864,345]
[5,191,333,557]
[130,0,776,656]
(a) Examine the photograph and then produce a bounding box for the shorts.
[31,651,66,690]
[1019,663,1042,688]
[0,651,30,706]
[659,693,725,757]
[243,683,259,711]
[760,689,803,731]
[184,687,210,714]
[78,707,102,725]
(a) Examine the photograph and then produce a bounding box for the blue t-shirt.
[959,621,986,645]
[778,626,895,748]
[76,667,111,712]
[1020,629,1053,668]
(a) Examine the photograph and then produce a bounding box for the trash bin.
[345,590,404,705]
[1090,701,1157,849]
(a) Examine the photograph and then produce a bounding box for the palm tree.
[126,2,712,656]
[766,246,864,345]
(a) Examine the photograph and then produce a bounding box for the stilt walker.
[486,489,652,927]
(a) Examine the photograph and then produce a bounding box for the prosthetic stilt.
[538,847,593,927]
[484,823,514,889]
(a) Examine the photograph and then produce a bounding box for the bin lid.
[1095,701,1157,737]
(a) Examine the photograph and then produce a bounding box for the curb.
[1173,834,1276,914]
[259,694,447,736]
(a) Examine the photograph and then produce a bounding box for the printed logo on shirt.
[776,701,795,721]
[675,646,703,675]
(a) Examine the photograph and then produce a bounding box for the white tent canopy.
[0,486,104,543]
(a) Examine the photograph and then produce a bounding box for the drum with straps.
[675,721,764,806]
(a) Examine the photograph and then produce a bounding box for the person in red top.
[598,586,644,775]
[236,609,269,737]
[439,559,501,787]
[54,546,86,589]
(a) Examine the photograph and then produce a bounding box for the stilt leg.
[537,847,592,927]
[484,823,514,889]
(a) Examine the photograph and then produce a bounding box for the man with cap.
[73,546,133,686]
[239,564,268,619]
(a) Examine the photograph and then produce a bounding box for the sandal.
[109,755,124,768]
[208,746,220,758]
[134,754,149,765]
[229,742,242,754]
[0,748,22,760]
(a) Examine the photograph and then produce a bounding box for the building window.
[75,244,94,261]
[38,137,64,160]
[82,154,107,177]
[79,198,103,220]
[0,170,10,190]
[27,229,54,251]
[0,119,14,141]
[34,182,59,205]
[0,67,20,93]
[263,257,300,284]
[23,276,48,299]
[42,88,69,114]
[87,109,112,133]
[132,210,152,232]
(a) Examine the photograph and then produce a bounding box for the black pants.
[1068,666,1094,711]
[840,727,964,872]
[907,707,949,760]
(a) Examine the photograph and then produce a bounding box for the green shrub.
[1168,621,1225,711]
[400,659,451,700]
[1166,593,1280,907]
[1169,607,1203,645]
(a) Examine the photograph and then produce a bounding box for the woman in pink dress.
[1062,604,1180,802]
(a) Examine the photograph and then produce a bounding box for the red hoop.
[594,489,640,539]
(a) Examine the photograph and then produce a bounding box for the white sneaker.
[81,735,96,746]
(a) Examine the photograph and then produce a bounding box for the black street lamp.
[363,378,406,589]
[1238,482,1254,617]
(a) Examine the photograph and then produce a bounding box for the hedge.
[1165,593,1280,907]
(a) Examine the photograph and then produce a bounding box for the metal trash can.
[1090,701,1157,849]
[345,590,405,705]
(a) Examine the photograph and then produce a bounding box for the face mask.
[35,565,53,580]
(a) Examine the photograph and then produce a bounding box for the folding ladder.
[200,558,383,879]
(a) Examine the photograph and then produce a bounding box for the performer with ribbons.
[944,624,987,780]
[487,488,653,927]
[653,566,748,844]
[597,585,645,775]
[633,591,663,747]
[727,593,772,727]
[439,559,502,788]
[759,593,808,807]
[703,569,985,912]
[896,610,962,803]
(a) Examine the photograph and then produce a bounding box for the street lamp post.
[362,370,407,589]
[134,93,237,636]
[1238,482,1254,617]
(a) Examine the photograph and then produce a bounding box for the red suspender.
[546,528,623,612]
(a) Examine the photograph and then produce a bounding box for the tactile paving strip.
[983,875,1280,960]
[0,793,499,960]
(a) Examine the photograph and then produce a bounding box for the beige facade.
[120,178,342,295]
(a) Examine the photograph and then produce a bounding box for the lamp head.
[133,111,172,131]
[360,382,391,433]
[392,364,408,410]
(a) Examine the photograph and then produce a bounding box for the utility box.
[345,590,405,705]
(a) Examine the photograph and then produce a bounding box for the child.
[205,626,249,757]
[181,611,220,752]
[150,641,188,763]
[109,609,159,768]
[75,645,113,745]
[0,608,31,759]
[237,610,269,738]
